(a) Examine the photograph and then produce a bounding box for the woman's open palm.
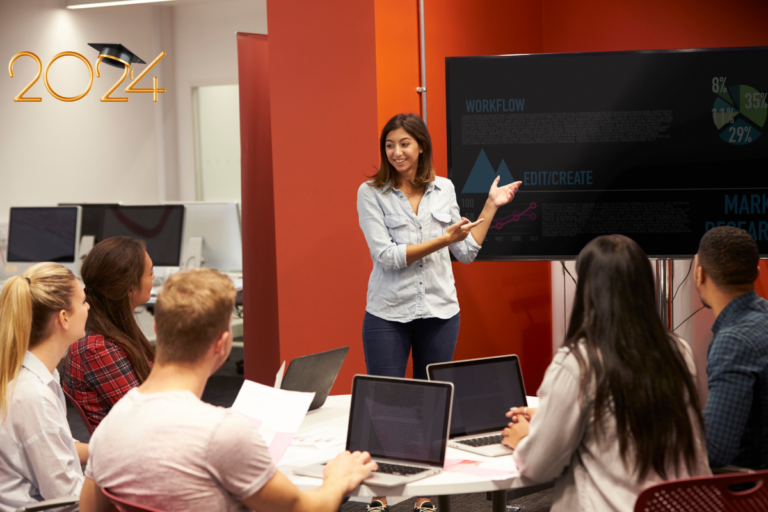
[488,176,522,208]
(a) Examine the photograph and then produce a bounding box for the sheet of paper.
[291,426,347,449]
[443,456,519,480]
[274,361,286,389]
[231,379,315,462]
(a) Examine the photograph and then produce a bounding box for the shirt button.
[419,226,422,229]
[419,282,422,285]
[419,264,422,267]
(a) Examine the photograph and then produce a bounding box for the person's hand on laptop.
[323,450,379,493]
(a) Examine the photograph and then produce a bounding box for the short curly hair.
[697,226,759,288]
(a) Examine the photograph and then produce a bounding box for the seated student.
[63,236,155,427]
[694,226,768,469]
[0,263,90,512]
[79,268,376,512]
[502,235,710,512]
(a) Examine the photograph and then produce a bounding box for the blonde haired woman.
[0,263,90,512]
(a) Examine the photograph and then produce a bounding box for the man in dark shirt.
[695,226,768,469]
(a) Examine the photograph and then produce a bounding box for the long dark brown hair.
[369,113,435,190]
[564,235,704,479]
[79,237,154,381]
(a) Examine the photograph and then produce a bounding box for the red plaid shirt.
[63,332,145,428]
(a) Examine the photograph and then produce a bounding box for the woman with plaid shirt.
[63,237,155,428]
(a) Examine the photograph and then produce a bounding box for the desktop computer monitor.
[58,203,120,243]
[176,202,242,272]
[100,205,185,267]
[7,206,82,270]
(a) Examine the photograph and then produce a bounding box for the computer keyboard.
[456,434,503,447]
[374,462,429,475]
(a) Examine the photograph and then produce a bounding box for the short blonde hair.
[154,268,236,364]
[0,263,76,421]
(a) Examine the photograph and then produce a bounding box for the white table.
[281,395,548,512]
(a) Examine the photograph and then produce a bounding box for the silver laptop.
[293,375,454,487]
[427,355,527,457]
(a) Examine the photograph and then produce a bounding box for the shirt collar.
[22,351,55,386]
[384,179,440,194]
[712,290,759,335]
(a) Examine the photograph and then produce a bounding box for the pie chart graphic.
[712,84,766,145]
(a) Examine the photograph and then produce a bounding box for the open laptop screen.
[428,355,527,438]
[347,376,452,467]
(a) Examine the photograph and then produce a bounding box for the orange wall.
[542,0,768,53]
[266,0,380,393]
[374,0,421,128]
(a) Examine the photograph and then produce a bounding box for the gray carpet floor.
[66,346,553,511]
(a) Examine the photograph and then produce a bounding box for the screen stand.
[181,237,203,270]
[656,259,674,329]
[78,235,95,263]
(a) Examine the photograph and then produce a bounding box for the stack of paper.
[231,380,315,463]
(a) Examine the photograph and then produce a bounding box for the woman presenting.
[357,112,521,381]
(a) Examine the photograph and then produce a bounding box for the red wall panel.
[236,33,280,385]
[266,0,380,393]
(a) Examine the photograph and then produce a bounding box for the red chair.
[63,390,95,436]
[101,488,166,512]
[634,469,768,511]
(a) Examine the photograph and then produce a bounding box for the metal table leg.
[491,490,507,512]
[437,494,451,512]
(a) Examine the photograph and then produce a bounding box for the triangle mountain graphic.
[461,149,515,193]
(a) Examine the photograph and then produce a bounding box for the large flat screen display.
[446,47,768,259]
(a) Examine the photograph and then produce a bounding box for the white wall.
[173,0,267,201]
[196,84,242,202]
[0,0,165,218]
[0,0,267,265]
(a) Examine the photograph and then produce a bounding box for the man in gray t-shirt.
[79,269,376,512]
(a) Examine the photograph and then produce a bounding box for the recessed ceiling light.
[67,0,174,9]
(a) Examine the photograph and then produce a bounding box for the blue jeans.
[362,312,460,380]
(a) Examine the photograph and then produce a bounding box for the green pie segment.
[731,85,767,127]
[712,97,739,129]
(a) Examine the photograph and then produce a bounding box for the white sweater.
[513,339,711,512]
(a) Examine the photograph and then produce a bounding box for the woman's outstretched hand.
[488,177,522,208]
[443,217,485,245]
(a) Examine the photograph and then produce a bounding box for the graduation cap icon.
[88,43,145,69]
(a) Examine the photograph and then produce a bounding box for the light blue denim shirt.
[357,176,481,323]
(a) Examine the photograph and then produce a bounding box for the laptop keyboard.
[374,462,430,475]
[456,434,503,447]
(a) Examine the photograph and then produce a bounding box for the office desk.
[282,395,547,512]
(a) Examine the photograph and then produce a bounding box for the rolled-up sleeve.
[357,184,407,271]
[513,357,586,482]
[447,183,481,265]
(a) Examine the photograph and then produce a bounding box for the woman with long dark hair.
[63,236,155,428]
[358,113,521,512]
[502,235,710,512]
